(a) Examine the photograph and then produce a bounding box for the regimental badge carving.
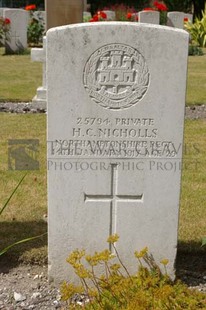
[83,44,150,110]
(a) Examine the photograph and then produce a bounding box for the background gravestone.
[138,11,160,24]
[3,9,28,53]
[31,37,46,108]
[184,13,193,23]
[102,10,116,21]
[167,11,185,29]
[47,22,189,284]
[83,11,92,21]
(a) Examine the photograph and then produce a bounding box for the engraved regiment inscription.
[83,44,150,110]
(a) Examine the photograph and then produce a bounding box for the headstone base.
[32,86,47,109]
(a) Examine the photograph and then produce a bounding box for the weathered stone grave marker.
[102,10,116,21]
[167,11,185,29]
[47,22,189,284]
[184,13,193,23]
[3,9,28,53]
[31,37,46,108]
[83,11,92,21]
[138,10,160,24]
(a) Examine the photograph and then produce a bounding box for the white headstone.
[31,36,46,108]
[138,11,160,24]
[0,8,5,17]
[47,22,189,284]
[184,13,193,23]
[3,9,28,53]
[103,10,116,21]
[167,11,185,29]
[83,11,92,22]
[0,8,6,45]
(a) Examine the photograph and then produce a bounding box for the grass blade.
[0,232,47,256]
[0,174,27,216]
[201,237,206,247]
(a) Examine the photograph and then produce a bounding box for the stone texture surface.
[47,22,189,284]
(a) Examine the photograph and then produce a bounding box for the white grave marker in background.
[103,10,116,21]
[3,9,28,53]
[167,11,185,29]
[31,37,46,108]
[83,11,92,21]
[184,13,193,23]
[138,10,160,24]
[47,22,189,284]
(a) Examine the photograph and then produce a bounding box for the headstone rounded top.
[47,21,189,35]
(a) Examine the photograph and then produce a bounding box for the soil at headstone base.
[0,250,206,309]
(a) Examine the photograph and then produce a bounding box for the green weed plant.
[188,44,204,56]
[185,5,206,47]
[28,19,44,46]
[61,234,206,309]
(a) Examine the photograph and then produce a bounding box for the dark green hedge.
[90,0,149,14]
[0,0,44,9]
[163,0,192,12]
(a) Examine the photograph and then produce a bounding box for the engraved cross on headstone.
[84,164,143,250]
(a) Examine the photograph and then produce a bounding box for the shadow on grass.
[0,220,47,273]
[176,241,206,284]
[1,227,206,281]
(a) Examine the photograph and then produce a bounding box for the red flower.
[90,11,107,21]
[4,18,11,24]
[89,14,99,22]
[99,11,107,19]
[143,7,155,11]
[153,1,168,11]
[25,4,36,11]
[93,14,99,21]
[127,12,132,19]
[184,17,189,22]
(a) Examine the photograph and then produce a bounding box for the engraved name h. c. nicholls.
[83,44,150,110]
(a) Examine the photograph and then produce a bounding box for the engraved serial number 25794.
[77,117,111,126]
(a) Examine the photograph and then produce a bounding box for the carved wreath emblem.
[83,44,150,110]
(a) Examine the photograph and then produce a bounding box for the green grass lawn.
[0,114,47,263]
[0,48,42,102]
[0,48,206,105]
[186,50,206,105]
[0,114,205,263]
